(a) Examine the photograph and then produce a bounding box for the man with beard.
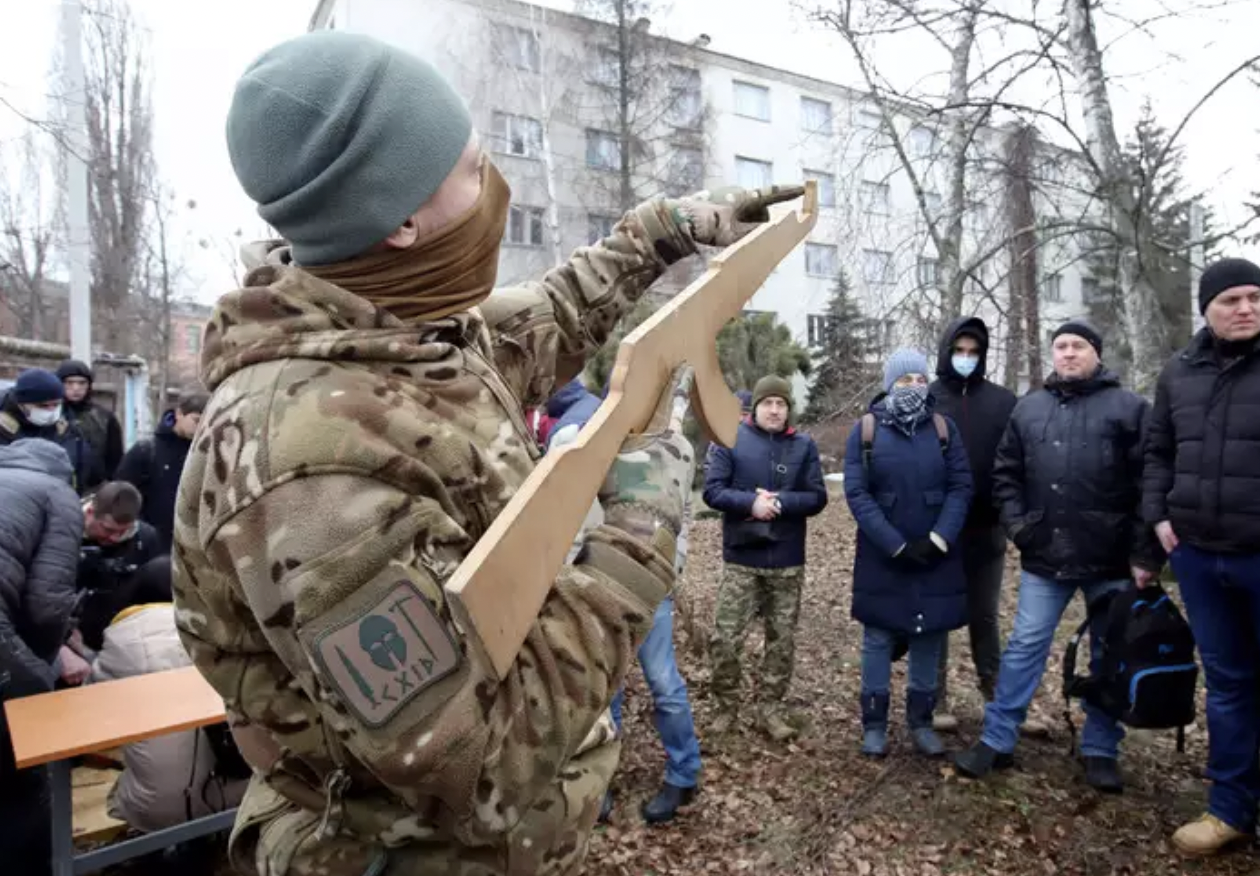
[172,30,800,876]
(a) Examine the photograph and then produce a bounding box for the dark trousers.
[1168,543,1260,833]
[937,523,1007,706]
[1,639,53,876]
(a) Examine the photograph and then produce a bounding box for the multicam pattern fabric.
[172,212,690,875]
[709,563,806,705]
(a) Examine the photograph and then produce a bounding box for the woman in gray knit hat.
[842,348,974,758]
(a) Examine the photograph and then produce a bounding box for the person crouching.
[843,349,973,757]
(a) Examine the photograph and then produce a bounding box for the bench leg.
[48,760,74,876]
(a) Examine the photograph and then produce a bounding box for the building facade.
[308,0,1100,396]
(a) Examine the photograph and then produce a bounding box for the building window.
[587,213,617,245]
[666,146,704,196]
[585,129,621,170]
[507,205,545,247]
[803,169,836,208]
[1043,273,1063,303]
[922,191,943,220]
[861,180,891,215]
[856,107,883,132]
[668,66,702,128]
[968,200,991,231]
[735,156,772,190]
[800,97,832,134]
[1081,276,1103,306]
[589,46,619,87]
[862,249,894,286]
[917,256,939,288]
[909,125,937,158]
[733,81,770,121]
[491,112,543,159]
[186,324,202,354]
[805,243,838,278]
[497,25,540,72]
[807,313,838,347]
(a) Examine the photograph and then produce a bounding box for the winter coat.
[0,391,95,494]
[0,439,85,687]
[1142,329,1260,555]
[928,317,1017,531]
[114,410,192,551]
[843,398,973,635]
[64,397,123,493]
[703,418,828,569]
[90,604,245,832]
[994,368,1161,581]
[76,520,165,652]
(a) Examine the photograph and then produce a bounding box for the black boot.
[860,691,890,758]
[641,783,696,824]
[906,690,946,757]
[598,789,614,823]
[1084,757,1123,794]
[954,742,1015,778]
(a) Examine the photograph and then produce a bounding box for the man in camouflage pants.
[703,376,828,740]
[172,30,801,876]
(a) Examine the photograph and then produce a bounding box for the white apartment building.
[308,0,1100,395]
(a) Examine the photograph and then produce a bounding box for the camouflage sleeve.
[478,208,692,407]
[199,472,671,845]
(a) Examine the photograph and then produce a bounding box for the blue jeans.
[861,625,945,694]
[1168,543,1260,832]
[609,597,701,789]
[982,572,1127,758]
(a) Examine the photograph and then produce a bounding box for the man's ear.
[381,217,419,250]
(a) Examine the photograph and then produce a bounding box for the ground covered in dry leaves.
[582,492,1260,876]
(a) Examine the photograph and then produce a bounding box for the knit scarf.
[884,384,930,436]
[303,161,511,324]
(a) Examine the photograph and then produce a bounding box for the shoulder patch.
[310,581,461,728]
[0,411,16,436]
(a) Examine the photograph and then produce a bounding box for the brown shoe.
[758,709,798,742]
[1172,814,1249,857]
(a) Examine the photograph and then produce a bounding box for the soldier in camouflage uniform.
[702,376,828,740]
[172,31,801,876]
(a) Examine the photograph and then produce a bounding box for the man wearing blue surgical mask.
[926,318,1017,732]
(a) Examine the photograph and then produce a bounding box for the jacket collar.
[742,414,795,437]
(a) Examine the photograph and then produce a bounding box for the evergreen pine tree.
[803,269,876,423]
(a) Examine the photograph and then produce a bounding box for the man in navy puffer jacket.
[704,375,827,740]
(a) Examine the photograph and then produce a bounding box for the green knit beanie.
[752,375,793,410]
[226,31,473,266]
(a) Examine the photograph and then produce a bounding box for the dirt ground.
[581,496,1259,876]
[115,492,1258,875]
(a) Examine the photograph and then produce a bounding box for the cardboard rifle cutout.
[446,181,820,680]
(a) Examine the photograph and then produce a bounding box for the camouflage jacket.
[172,217,684,875]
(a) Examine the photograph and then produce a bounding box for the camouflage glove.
[633,184,807,263]
[596,366,697,567]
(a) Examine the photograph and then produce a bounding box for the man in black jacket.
[928,317,1017,731]
[114,389,208,551]
[955,320,1162,793]
[56,360,123,493]
[1144,257,1260,856]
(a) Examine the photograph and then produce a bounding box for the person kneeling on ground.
[843,349,973,758]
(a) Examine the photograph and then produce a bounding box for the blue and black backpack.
[1061,584,1198,753]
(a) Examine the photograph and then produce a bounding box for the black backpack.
[1061,584,1198,753]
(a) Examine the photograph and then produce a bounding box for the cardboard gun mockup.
[446,181,820,680]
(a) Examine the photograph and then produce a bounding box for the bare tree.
[1001,122,1042,389]
[0,127,62,340]
[81,0,156,352]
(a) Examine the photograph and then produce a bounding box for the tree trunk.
[615,0,634,213]
[1063,0,1161,393]
[939,5,979,323]
[529,11,564,267]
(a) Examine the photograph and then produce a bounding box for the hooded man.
[0,368,91,493]
[55,359,123,491]
[171,30,798,876]
[926,317,1017,730]
[703,375,828,740]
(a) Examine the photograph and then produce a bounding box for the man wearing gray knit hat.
[174,29,807,876]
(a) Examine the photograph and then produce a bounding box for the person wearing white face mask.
[0,369,90,494]
[926,318,1017,733]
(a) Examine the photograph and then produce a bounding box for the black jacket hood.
[936,316,990,385]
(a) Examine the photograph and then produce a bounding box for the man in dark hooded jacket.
[0,438,84,876]
[56,360,123,493]
[927,317,1017,730]
[0,368,94,493]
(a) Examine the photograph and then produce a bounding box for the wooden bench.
[4,665,238,876]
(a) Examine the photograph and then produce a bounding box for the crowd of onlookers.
[0,361,244,874]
